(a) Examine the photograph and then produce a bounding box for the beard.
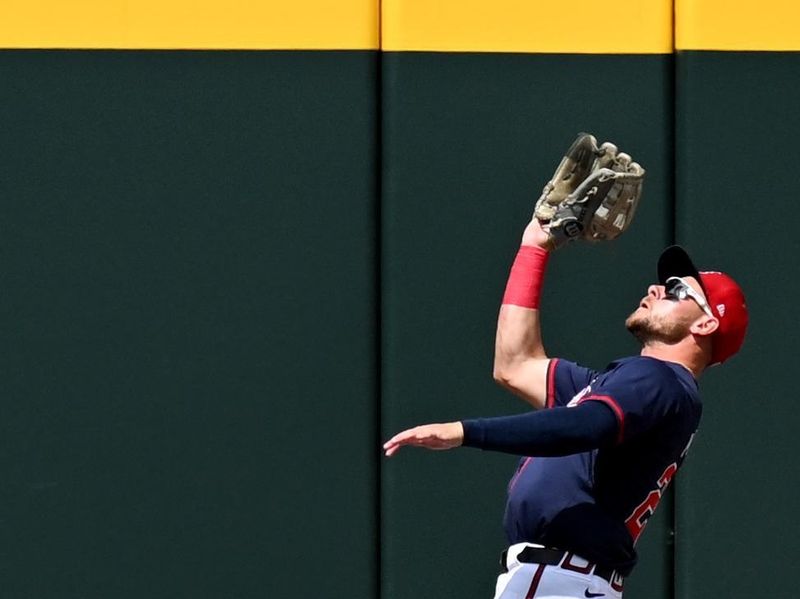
[625,309,691,345]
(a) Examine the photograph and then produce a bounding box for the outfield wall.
[1,2,797,597]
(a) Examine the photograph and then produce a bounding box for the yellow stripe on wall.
[677,0,800,50]
[382,0,673,54]
[0,0,378,50]
[9,0,797,53]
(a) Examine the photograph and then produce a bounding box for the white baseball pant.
[494,543,623,599]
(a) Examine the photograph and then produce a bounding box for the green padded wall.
[381,52,675,599]
[0,50,378,598]
[674,51,800,599]
[7,13,796,599]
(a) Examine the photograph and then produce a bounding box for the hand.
[521,218,553,250]
[383,422,464,457]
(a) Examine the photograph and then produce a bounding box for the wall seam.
[670,1,679,598]
[376,3,384,599]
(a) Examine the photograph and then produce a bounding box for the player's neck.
[639,342,705,379]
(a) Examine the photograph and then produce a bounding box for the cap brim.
[658,245,705,293]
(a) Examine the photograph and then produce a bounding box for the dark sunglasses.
[664,277,714,318]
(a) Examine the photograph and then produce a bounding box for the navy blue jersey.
[503,356,701,573]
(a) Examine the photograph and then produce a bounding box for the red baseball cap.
[657,245,749,365]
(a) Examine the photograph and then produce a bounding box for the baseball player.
[383,136,749,598]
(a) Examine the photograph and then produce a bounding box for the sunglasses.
[664,277,715,318]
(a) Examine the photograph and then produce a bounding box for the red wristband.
[502,245,550,309]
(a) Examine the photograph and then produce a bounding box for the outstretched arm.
[383,401,618,458]
[493,219,555,409]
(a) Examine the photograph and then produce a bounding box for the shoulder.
[603,356,680,383]
[588,357,700,437]
[595,356,696,406]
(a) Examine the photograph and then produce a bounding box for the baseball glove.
[534,133,645,249]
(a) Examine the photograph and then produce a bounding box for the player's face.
[626,276,708,344]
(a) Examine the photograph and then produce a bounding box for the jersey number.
[625,463,677,542]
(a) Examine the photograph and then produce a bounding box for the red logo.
[624,463,677,542]
[625,434,695,543]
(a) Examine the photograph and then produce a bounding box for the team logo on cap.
[717,304,726,317]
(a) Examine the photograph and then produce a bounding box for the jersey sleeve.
[577,359,680,444]
[546,358,598,408]
[461,400,619,457]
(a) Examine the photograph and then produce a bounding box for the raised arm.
[492,219,555,409]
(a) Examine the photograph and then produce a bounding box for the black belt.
[502,546,623,590]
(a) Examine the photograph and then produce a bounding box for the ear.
[690,315,719,337]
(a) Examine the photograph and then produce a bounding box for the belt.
[501,546,624,591]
